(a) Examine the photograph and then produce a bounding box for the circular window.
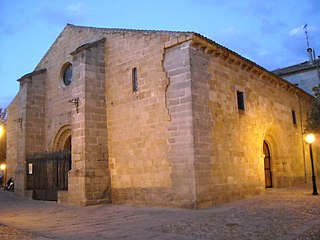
[62,63,73,86]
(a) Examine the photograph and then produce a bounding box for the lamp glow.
[305,133,318,195]
[305,134,315,144]
[0,125,3,138]
[0,163,6,171]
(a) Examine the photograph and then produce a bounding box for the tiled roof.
[66,23,194,35]
[67,24,272,76]
[35,24,314,100]
[272,58,320,76]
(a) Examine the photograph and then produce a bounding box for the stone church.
[6,24,318,208]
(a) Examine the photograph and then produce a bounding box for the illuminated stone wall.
[189,41,314,208]
[105,31,196,207]
[6,96,19,183]
[6,25,317,208]
[7,70,46,196]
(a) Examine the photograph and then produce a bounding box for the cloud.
[290,24,320,40]
[289,25,306,37]
[213,24,309,71]
[37,1,92,26]
[64,2,87,17]
[214,27,262,61]
[287,24,320,52]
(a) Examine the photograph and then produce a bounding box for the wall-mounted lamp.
[68,97,79,114]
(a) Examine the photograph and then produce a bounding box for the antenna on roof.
[303,24,310,48]
[303,24,314,64]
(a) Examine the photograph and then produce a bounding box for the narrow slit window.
[236,90,245,111]
[292,110,297,125]
[132,67,138,93]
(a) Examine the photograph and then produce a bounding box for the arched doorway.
[62,135,71,151]
[53,125,72,152]
[27,125,72,201]
[263,141,272,188]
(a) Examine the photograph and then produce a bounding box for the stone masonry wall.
[24,71,47,155]
[33,26,111,205]
[189,44,313,208]
[14,70,46,196]
[6,96,19,181]
[105,32,177,207]
[163,41,197,208]
[35,26,107,152]
[189,46,214,208]
[31,25,196,207]
[66,39,111,206]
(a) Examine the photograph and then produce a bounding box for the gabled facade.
[6,24,318,208]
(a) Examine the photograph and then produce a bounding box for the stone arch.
[53,124,72,152]
[264,133,279,161]
[263,140,272,188]
[263,129,280,187]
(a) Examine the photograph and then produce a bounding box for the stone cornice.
[164,34,194,49]
[70,38,106,56]
[188,34,314,103]
[17,68,47,83]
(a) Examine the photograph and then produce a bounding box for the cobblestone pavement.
[0,224,44,240]
[0,184,319,240]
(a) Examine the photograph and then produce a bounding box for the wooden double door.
[263,141,272,188]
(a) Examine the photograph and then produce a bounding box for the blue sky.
[0,0,320,110]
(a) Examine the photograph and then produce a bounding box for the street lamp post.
[305,134,318,195]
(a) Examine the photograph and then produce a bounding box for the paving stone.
[0,184,319,239]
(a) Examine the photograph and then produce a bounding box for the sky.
[0,0,320,110]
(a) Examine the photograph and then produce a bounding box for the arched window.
[61,62,73,86]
